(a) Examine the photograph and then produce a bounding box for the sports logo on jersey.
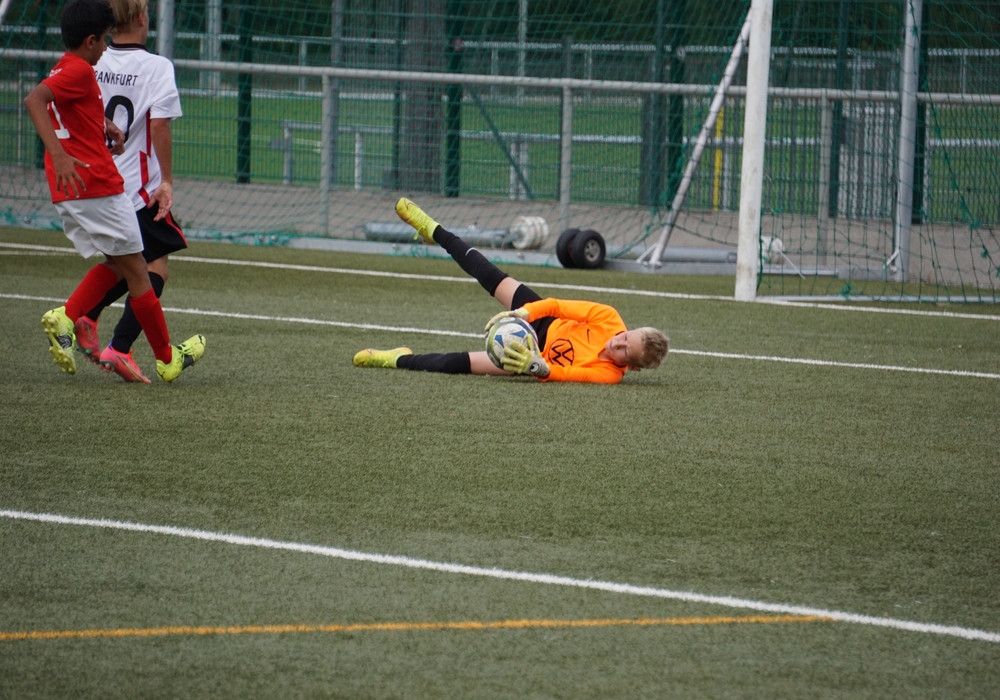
[548,339,574,367]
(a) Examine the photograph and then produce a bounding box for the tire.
[555,228,580,268]
[569,229,606,269]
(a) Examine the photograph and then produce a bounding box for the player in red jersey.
[23,0,204,382]
[353,199,669,384]
[71,0,190,383]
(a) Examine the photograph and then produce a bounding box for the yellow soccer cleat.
[157,334,206,382]
[353,347,412,368]
[395,198,439,244]
[41,306,77,374]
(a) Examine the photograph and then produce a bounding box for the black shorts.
[512,283,555,349]
[137,203,187,262]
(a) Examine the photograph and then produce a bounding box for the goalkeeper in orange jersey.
[352,198,669,384]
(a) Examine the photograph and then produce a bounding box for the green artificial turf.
[1,227,998,698]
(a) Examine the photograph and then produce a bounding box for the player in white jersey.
[74,0,193,383]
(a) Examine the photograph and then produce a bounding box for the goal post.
[734,0,773,302]
[889,0,923,283]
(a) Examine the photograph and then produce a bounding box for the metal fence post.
[559,85,573,234]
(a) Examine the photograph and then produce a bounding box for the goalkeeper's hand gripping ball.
[502,340,549,378]
[483,307,529,333]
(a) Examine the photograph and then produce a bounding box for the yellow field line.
[1,615,829,641]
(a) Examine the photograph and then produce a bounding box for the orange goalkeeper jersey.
[521,298,628,384]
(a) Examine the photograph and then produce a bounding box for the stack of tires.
[555,228,606,269]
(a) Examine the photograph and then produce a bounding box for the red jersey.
[41,52,124,202]
[522,298,629,384]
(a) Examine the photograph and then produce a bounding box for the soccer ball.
[485,316,539,369]
[761,236,785,264]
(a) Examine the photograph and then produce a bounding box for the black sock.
[85,279,128,322]
[110,273,165,353]
[434,227,508,296]
[397,352,471,374]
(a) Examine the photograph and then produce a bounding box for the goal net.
[1,0,997,302]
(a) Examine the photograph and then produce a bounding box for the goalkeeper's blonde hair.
[107,0,148,34]
[636,327,669,369]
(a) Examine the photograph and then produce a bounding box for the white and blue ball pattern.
[485,317,539,369]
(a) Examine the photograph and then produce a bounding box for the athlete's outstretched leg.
[353,347,509,376]
[395,198,540,309]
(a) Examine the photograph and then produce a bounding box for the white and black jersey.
[95,43,183,212]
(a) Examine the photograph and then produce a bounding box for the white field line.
[3,291,999,379]
[2,241,999,320]
[673,348,1000,379]
[1,509,998,644]
[4,291,998,380]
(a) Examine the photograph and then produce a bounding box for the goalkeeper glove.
[484,307,529,333]
[501,340,550,378]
